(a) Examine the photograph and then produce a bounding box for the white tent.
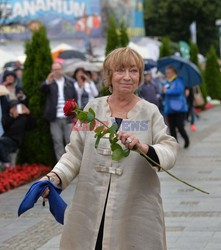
[128,42,150,59]
[0,49,17,69]
[51,43,75,52]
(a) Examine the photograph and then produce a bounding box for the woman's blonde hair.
[103,47,144,88]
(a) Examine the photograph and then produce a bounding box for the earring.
[108,85,112,93]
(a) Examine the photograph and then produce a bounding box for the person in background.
[139,71,160,107]
[14,68,23,88]
[1,70,28,106]
[185,87,197,131]
[73,68,98,109]
[163,66,190,148]
[0,93,8,137]
[0,100,35,168]
[41,62,78,161]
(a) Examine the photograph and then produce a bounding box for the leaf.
[88,108,96,117]
[123,148,130,157]
[111,143,125,161]
[95,136,102,149]
[86,112,95,122]
[108,122,118,133]
[77,112,88,121]
[94,126,104,137]
[89,121,96,131]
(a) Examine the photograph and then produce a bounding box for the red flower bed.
[0,164,51,194]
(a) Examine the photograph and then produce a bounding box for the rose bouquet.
[64,99,209,194]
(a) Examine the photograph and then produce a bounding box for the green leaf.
[88,108,96,117]
[94,125,104,136]
[111,143,125,161]
[108,122,118,133]
[123,148,130,157]
[95,136,102,149]
[86,112,95,122]
[77,112,88,121]
[89,121,96,131]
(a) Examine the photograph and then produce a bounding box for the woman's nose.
[123,69,130,79]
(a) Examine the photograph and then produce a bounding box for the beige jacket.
[52,96,178,250]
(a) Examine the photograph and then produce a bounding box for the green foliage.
[189,41,199,66]
[119,21,129,47]
[143,0,221,54]
[18,26,55,165]
[77,107,130,161]
[204,46,221,100]
[105,17,130,56]
[105,16,119,56]
[189,42,207,104]
[160,37,172,57]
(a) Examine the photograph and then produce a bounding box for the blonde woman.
[41,48,178,250]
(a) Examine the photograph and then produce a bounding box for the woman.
[41,48,178,250]
[163,66,189,148]
[73,68,98,109]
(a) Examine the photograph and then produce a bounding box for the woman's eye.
[116,69,124,73]
[130,69,138,74]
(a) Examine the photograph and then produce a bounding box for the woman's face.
[111,63,140,94]
[76,69,85,81]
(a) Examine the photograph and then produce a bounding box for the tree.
[160,37,172,57]
[143,0,221,54]
[189,41,199,66]
[119,21,129,47]
[18,26,55,165]
[204,46,221,100]
[105,16,119,56]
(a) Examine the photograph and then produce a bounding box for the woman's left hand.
[117,131,149,153]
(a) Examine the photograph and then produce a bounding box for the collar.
[168,74,177,82]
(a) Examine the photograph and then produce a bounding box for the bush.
[204,46,221,100]
[160,37,172,57]
[18,26,55,166]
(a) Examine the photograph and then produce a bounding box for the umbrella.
[157,56,202,87]
[63,61,101,74]
[58,50,86,61]
[144,59,157,71]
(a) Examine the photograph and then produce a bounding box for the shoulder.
[138,98,159,116]
[64,75,74,84]
[84,96,107,110]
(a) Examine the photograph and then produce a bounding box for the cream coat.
[52,96,178,250]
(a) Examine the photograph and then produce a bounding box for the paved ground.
[0,106,221,250]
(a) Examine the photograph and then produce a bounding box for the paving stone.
[1,106,221,249]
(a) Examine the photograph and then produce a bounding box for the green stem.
[138,148,209,195]
[95,118,110,130]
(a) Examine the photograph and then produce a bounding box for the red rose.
[63,99,77,117]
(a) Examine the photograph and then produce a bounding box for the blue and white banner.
[0,0,102,39]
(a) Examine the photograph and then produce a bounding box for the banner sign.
[0,0,145,40]
[0,0,102,39]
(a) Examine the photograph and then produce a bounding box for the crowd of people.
[0,54,199,168]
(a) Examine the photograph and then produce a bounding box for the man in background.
[41,62,78,161]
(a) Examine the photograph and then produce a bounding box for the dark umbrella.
[157,56,202,87]
[3,61,17,69]
[144,59,157,71]
[58,50,86,61]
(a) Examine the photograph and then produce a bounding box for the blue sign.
[0,0,102,40]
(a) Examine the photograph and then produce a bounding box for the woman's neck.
[108,93,140,118]
[109,93,137,104]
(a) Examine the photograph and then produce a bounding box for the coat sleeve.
[166,79,184,96]
[150,106,179,170]
[40,81,50,93]
[51,128,86,189]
